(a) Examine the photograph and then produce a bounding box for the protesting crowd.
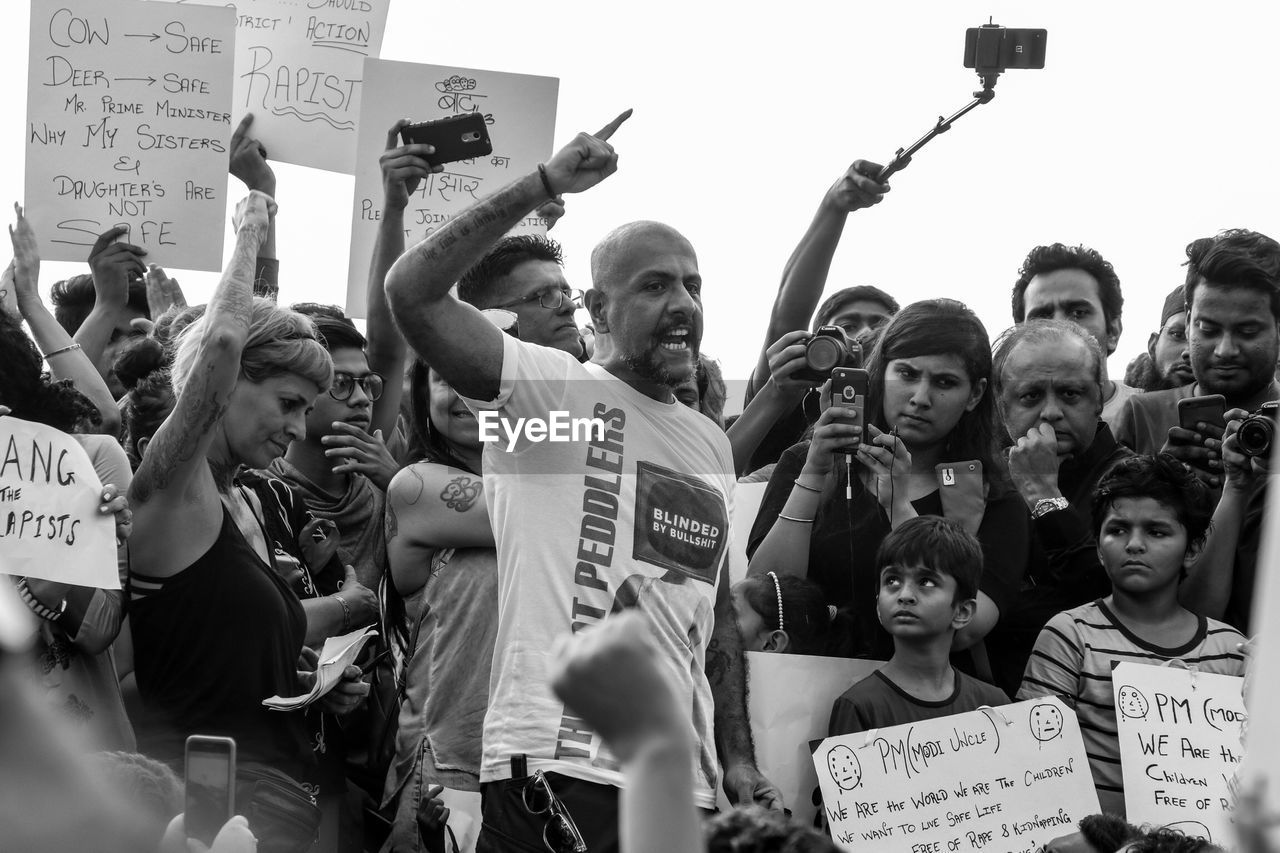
[2,88,1279,853]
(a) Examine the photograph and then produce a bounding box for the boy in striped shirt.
[1017,455,1245,816]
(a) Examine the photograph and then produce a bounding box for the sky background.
[8,0,1280,414]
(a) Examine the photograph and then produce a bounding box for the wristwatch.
[1031,496,1070,519]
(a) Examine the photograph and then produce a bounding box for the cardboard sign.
[813,696,1099,853]
[344,59,558,317]
[0,418,118,589]
[737,652,882,826]
[165,0,390,173]
[1114,662,1246,844]
[24,0,235,271]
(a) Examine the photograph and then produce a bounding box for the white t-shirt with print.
[463,332,734,808]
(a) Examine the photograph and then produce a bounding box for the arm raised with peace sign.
[384,110,632,402]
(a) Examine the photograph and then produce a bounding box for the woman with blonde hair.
[127,192,368,852]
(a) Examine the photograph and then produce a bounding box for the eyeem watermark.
[477,411,607,451]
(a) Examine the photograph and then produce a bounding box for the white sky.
[8,0,1280,411]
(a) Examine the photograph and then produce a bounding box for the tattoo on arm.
[708,594,756,766]
[440,476,482,512]
[384,501,399,544]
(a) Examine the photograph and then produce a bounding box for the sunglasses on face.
[329,371,384,402]
[522,771,588,853]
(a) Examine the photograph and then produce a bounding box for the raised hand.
[380,120,440,211]
[144,263,186,318]
[0,261,17,319]
[824,160,891,213]
[87,226,147,308]
[542,109,632,197]
[9,203,42,299]
[228,113,276,195]
[535,195,566,231]
[764,330,814,402]
[232,190,276,244]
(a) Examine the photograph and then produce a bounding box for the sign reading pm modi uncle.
[813,696,1098,853]
[0,418,118,589]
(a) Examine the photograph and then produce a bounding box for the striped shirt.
[1016,599,1244,816]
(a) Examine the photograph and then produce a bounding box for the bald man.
[385,112,779,852]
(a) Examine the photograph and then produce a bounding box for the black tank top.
[131,504,313,780]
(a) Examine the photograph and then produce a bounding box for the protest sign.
[737,652,882,826]
[344,59,558,317]
[0,418,118,589]
[24,0,235,271]
[813,696,1098,853]
[165,0,390,173]
[1114,662,1246,844]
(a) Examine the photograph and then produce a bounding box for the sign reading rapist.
[0,418,118,589]
[813,696,1099,853]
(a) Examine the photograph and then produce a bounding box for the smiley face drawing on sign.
[1117,685,1150,720]
[1029,703,1064,748]
[827,744,862,791]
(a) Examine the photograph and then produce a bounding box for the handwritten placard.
[344,58,559,317]
[0,418,118,589]
[166,0,390,174]
[813,696,1098,853]
[24,0,235,271]
[1114,662,1246,844]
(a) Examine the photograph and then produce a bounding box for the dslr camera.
[1236,402,1278,459]
[796,326,863,385]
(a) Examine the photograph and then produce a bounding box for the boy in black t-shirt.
[829,516,1007,736]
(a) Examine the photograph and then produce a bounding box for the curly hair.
[1091,454,1214,547]
[0,312,100,433]
[1012,243,1123,328]
[170,297,332,399]
[113,335,175,467]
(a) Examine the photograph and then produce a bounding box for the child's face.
[1098,496,1192,595]
[875,562,968,638]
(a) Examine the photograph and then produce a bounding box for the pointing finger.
[231,113,253,149]
[594,108,633,141]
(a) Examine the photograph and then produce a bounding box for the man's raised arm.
[384,110,631,402]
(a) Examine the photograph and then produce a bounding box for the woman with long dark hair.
[747,299,1028,664]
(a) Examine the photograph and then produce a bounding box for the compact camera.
[1237,402,1278,459]
[797,326,863,385]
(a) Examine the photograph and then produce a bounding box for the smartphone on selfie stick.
[185,735,236,846]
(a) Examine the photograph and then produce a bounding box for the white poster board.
[740,652,882,826]
[24,0,235,271]
[344,59,558,317]
[813,696,1099,853]
[165,0,390,173]
[0,418,118,589]
[1114,662,1246,844]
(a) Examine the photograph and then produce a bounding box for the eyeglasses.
[521,771,587,853]
[329,371,384,402]
[495,286,583,312]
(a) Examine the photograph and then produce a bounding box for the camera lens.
[806,336,844,373]
[1237,415,1274,458]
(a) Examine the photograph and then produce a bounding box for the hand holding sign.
[542,109,632,197]
[87,227,148,310]
[228,114,276,196]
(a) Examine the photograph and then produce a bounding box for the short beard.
[623,350,681,388]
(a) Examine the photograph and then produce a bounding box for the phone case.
[831,368,870,447]
[1176,395,1226,431]
[936,460,985,536]
[400,113,493,166]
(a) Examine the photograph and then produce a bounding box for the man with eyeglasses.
[386,110,780,853]
[458,234,587,360]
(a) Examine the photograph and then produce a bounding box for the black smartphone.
[964,25,1047,72]
[1177,394,1227,432]
[400,113,493,166]
[830,367,870,448]
[185,735,236,846]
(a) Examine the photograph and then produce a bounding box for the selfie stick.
[876,81,997,183]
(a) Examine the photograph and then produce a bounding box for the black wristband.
[537,163,557,200]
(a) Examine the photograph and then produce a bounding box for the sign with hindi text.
[0,418,118,589]
[24,0,235,271]
[344,59,558,317]
[166,0,390,173]
[813,696,1098,853]
[1114,662,1246,845]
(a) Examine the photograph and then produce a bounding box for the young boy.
[1017,455,1246,816]
[829,516,1008,737]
